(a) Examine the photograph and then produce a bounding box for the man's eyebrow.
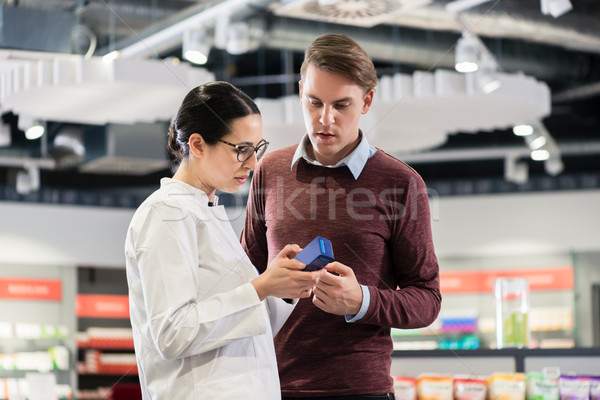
[306,94,353,103]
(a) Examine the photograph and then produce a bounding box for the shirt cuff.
[345,285,370,323]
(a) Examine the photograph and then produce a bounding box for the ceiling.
[0,0,599,206]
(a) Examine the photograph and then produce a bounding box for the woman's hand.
[251,244,325,300]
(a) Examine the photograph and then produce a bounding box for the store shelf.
[392,347,600,373]
[76,267,140,398]
[0,265,78,399]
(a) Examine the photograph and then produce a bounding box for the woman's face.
[201,113,263,195]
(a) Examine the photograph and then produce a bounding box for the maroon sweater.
[241,145,441,396]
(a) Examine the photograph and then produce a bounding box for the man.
[241,33,441,400]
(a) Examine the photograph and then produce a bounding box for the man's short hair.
[300,33,378,92]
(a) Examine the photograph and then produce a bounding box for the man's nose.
[319,106,335,127]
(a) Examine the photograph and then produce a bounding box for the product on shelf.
[392,340,438,351]
[393,376,416,400]
[0,378,72,399]
[76,386,112,400]
[453,375,487,400]
[558,375,590,400]
[0,346,69,372]
[526,370,559,400]
[12,322,69,340]
[438,334,480,350]
[439,310,479,334]
[487,373,526,400]
[82,349,138,375]
[77,327,134,349]
[391,368,598,400]
[0,322,11,339]
[590,376,600,400]
[495,278,530,349]
[416,374,453,400]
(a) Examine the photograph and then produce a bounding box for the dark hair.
[300,33,378,93]
[167,81,260,163]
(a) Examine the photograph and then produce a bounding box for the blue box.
[294,236,334,271]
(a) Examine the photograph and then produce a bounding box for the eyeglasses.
[218,138,269,162]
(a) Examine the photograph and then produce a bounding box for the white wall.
[429,190,600,257]
[0,190,599,267]
[0,202,134,268]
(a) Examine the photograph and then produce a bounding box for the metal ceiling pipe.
[99,0,273,57]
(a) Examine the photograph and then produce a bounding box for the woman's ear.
[188,133,205,158]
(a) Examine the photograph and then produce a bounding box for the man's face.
[299,64,374,166]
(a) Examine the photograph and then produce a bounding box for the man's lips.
[235,176,249,184]
[317,131,334,138]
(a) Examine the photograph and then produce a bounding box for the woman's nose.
[244,151,257,169]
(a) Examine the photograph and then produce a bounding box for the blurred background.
[0,0,599,398]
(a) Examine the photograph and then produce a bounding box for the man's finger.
[323,261,351,275]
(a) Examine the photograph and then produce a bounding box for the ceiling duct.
[103,0,273,58]
[97,0,600,83]
[80,122,170,175]
[386,1,600,55]
[274,0,432,27]
[0,5,73,53]
[261,17,600,83]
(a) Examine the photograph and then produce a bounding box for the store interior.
[0,0,599,399]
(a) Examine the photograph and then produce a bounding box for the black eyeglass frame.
[218,138,269,162]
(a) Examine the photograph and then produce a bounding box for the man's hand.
[312,262,362,316]
[252,244,325,300]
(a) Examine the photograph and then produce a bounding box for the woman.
[124,81,324,400]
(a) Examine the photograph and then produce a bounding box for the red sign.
[440,266,573,294]
[0,278,62,301]
[77,294,130,319]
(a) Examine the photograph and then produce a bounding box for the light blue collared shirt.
[291,131,377,180]
[291,131,376,322]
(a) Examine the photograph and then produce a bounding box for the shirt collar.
[161,177,219,207]
[291,131,375,180]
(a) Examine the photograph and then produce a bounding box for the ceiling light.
[25,124,45,140]
[520,121,564,176]
[513,124,534,136]
[226,22,250,55]
[527,135,547,150]
[476,56,502,93]
[544,156,564,176]
[540,0,573,18]
[50,125,86,168]
[504,155,528,184]
[455,35,480,73]
[183,27,211,65]
[531,149,550,161]
[16,165,40,195]
[18,115,45,140]
[481,78,501,94]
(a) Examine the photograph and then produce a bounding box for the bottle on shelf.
[494,277,530,349]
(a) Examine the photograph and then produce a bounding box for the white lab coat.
[125,178,294,400]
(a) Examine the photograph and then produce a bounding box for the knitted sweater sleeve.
[359,171,442,329]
